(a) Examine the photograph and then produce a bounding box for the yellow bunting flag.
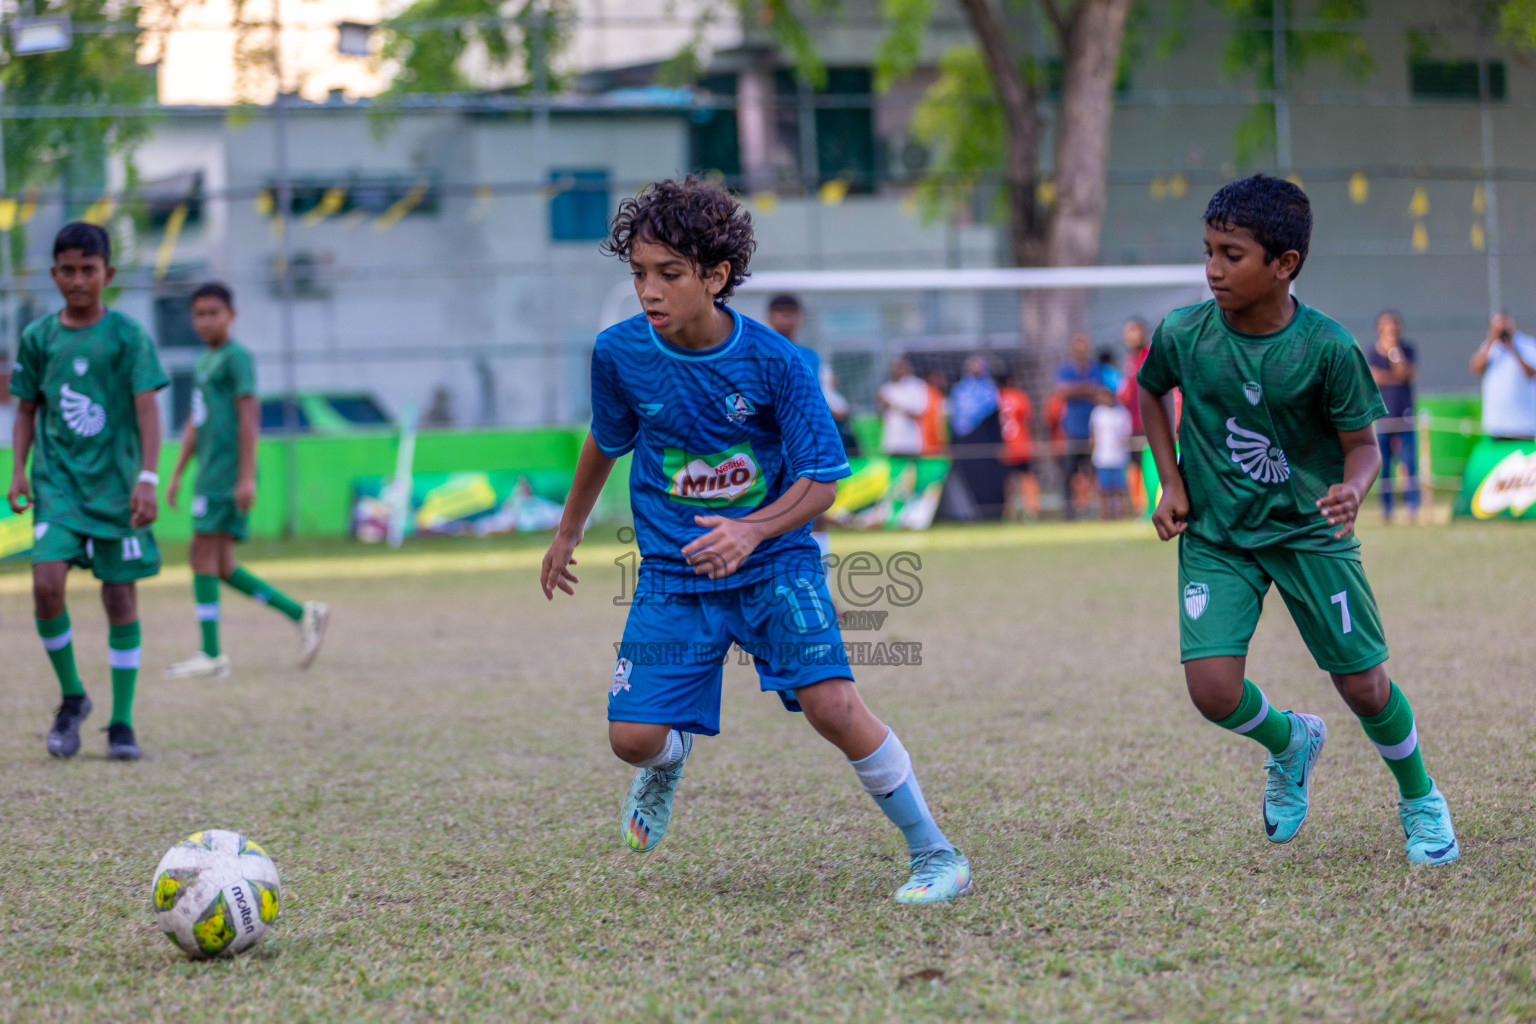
[818,178,849,206]
[154,204,189,280]
[1149,176,1168,201]
[1286,173,1304,189]
[1036,179,1056,207]
[1411,222,1428,253]
[467,184,494,222]
[1169,173,1189,199]
[301,187,347,227]
[1472,184,1486,216]
[1408,186,1429,218]
[1471,222,1486,251]
[750,191,779,215]
[1349,172,1369,204]
[0,199,17,232]
[256,189,274,217]
[82,196,115,225]
[374,180,429,232]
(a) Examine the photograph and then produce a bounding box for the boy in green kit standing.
[164,283,328,678]
[1138,176,1458,865]
[8,223,167,760]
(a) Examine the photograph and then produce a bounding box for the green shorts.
[192,495,250,541]
[1178,533,1389,675]
[32,520,162,583]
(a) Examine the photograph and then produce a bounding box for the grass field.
[1,520,1533,1022]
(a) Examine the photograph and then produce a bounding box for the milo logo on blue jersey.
[663,442,767,507]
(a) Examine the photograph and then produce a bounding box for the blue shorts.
[608,572,853,736]
[1096,466,1127,492]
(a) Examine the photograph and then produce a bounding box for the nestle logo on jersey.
[664,444,766,506]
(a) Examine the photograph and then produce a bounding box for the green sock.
[194,574,221,657]
[108,621,141,728]
[1357,681,1433,800]
[1211,678,1294,755]
[36,611,85,698]
[226,566,303,622]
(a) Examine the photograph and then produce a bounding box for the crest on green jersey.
[1225,418,1290,484]
[1243,381,1262,405]
[59,383,106,437]
[1184,582,1210,620]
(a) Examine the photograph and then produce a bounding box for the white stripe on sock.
[108,646,142,670]
[1373,723,1418,761]
[850,729,912,796]
[634,729,686,769]
[41,628,73,652]
[1231,694,1272,735]
[195,603,221,621]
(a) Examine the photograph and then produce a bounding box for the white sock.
[634,729,687,770]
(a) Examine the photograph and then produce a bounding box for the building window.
[773,67,876,194]
[154,293,202,349]
[1409,60,1505,101]
[263,174,439,219]
[691,74,741,184]
[144,171,203,231]
[549,169,611,241]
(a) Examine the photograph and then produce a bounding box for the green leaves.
[376,0,572,102]
[909,46,1006,223]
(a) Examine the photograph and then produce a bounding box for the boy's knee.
[32,582,66,617]
[100,583,137,622]
[798,679,858,733]
[1332,666,1389,715]
[608,722,669,765]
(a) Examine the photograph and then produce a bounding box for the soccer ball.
[151,829,281,958]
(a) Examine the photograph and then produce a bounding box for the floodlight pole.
[272,0,301,537]
[1272,4,1291,173]
[1477,27,1502,314]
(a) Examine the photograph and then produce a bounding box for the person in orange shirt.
[919,369,949,455]
[996,374,1039,519]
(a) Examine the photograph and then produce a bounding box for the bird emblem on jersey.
[1243,381,1262,405]
[1226,417,1290,483]
[59,383,107,437]
[723,392,756,424]
[73,357,89,376]
[610,657,633,697]
[1184,582,1210,620]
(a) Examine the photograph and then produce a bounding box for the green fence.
[1,427,594,545]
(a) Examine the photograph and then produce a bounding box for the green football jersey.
[9,310,169,538]
[1137,299,1386,552]
[192,341,257,500]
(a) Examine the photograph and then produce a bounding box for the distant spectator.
[1366,311,1419,522]
[1053,333,1113,519]
[950,355,998,439]
[1471,311,1536,440]
[920,369,949,455]
[1090,390,1133,519]
[876,356,928,457]
[1118,316,1150,434]
[997,373,1039,520]
[820,365,860,456]
[768,292,822,381]
[422,385,456,428]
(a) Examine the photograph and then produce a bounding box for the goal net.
[733,266,1210,519]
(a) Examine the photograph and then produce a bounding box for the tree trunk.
[955,0,1044,267]
[1049,0,1132,268]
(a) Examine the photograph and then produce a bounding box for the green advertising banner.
[352,469,575,542]
[1454,439,1536,520]
[826,457,950,530]
[0,504,33,560]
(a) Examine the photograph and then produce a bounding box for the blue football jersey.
[590,307,851,593]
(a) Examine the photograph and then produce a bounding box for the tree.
[375,0,571,105]
[1,0,162,248]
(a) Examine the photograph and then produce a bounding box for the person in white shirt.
[876,356,929,457]
[1471,311,1536,440]
[1089,390,1133,519]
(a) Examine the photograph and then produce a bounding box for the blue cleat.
[619,733,693,853]
[1261,712,1326,844]
[894,849,973,904]
[1399,781,1459,866]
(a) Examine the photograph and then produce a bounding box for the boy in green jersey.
[1137,176,1458,866]
[164,283,329,678]
[7,223,167,761]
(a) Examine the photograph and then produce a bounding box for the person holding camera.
[1366,311,1419,522]
[1470,311,1536,441]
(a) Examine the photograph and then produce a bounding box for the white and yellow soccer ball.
[151,829,281,959]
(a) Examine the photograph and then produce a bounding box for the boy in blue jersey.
[541,178,970,903]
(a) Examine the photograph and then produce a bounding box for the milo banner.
[0,504,34,560]
[1455,439,1536,520]
[827,457,949,530]
[352,469,573,542]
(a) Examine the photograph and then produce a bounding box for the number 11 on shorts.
[1330,590,1353,634]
